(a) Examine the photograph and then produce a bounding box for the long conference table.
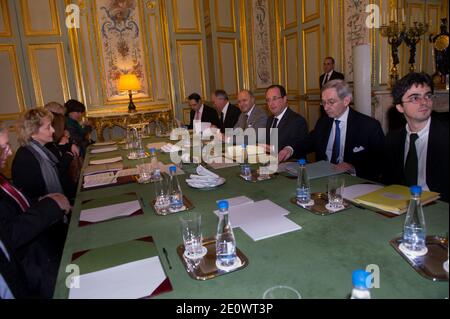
[54,136,449,299]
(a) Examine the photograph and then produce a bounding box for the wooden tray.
[150,195,195,216]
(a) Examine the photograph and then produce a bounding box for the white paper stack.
[83,172,117,188]
[89,156,122,165]
[90,146,119,154]
[160,143,181,153]
[93,141,116,147]
[214,197,301,241]
[186,165,225,188]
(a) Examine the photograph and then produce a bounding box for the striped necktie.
[0,175,30,213]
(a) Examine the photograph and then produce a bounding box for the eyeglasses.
[265,96,284,103]
[321,99,339,107]
[402,93,435,105]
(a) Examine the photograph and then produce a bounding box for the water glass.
[180,212,204,258]
[327,176,345,209]
[137,160,152,183]
[263,286,301,299]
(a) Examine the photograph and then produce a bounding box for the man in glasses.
[384,72,448,201]
[298,80,385,181]
[264,84,308,162]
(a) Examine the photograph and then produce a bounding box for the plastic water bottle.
[168,166,183,210]
[402,185,426,252]
[216,200,237,268]
[349,269,371,299]
[296,159,311,205]
[240,144,251,179]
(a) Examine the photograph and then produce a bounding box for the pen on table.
[163,248,172,269]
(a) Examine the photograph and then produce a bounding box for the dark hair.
[214,89,228,100]
[65,99,86,114]
[51,112,66,143]
[391,72,434,105]
[187,93,201,102]
[265,84,287,97]
[324,57,335,64]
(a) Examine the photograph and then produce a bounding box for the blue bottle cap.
[241,144,247,148]
[298,159,306,165]
[352,270,371,289]
[410,185,422,196]
[149,147,156,153]
[169,166,177,173]
[218,200,229,210]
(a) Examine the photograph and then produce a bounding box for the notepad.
[83,162,123,176]
[89,156,122,165]
[69,237,172,299]
[353,184,440,215]
[279,160,345,179]
[79,200,141,223]
[90,146,119,154]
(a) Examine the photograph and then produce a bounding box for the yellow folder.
[353,184,440,215]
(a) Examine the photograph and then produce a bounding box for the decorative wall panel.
[176,40,206,100]
[173,0,201,34]
[302,0,320,24]
[0,45,25,119]
[284,33,299,93]
[217,37,239,97]
[283,0,297,29]
[215,0,235,33]
[20,0,60,36]
[302,25,321,94]
[252,0,273,89]
[92,0,152,103]
[0,0,11,37]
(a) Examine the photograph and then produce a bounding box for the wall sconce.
[118,74,141,113]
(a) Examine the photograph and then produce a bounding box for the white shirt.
[404,117,431,191]
[221,102,230,120]
[322,70,334,86]
[270,106,288,134]
[0,240,14,299]
[326,107,349,164]
[194,104,204,121]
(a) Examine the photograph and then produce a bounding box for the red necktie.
[0,175,30,213]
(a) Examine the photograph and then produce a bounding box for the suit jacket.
[12,146,76,201]
[383,116,449,202]
[234,105,268,131]
[266,107,308,159]
[219,103,241,133]
[319,70,345,89]
[0,190,65,298]
[300,107,385,181]
[187,104,221,129]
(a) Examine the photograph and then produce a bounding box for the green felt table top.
[54,137,449,299]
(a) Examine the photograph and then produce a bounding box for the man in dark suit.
[187,93,221,130]
[212,89,241,133]
[265,85,308,162]
[319,57,345,118]
[319,57,345,89]
[383,72,449,201]
[299,80,385,181]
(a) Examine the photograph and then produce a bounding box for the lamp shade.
[117,74,141,91]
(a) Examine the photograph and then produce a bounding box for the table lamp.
[118,74,141,113]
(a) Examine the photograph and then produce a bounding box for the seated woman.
[65,99,93,157]
[12,108,75,201]
[45,112,80,195]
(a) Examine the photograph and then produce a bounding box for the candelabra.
[380,20,405,85]
[403,21,429,72]
[380,10,429,85]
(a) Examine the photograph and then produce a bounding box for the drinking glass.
[263,286,301,299]
[180,212,204,258]
[327,176,345,209]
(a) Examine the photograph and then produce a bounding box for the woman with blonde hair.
[12,108,75,201]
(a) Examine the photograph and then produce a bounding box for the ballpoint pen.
[162,248,172,269]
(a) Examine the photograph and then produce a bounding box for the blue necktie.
[331,120,340,164]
